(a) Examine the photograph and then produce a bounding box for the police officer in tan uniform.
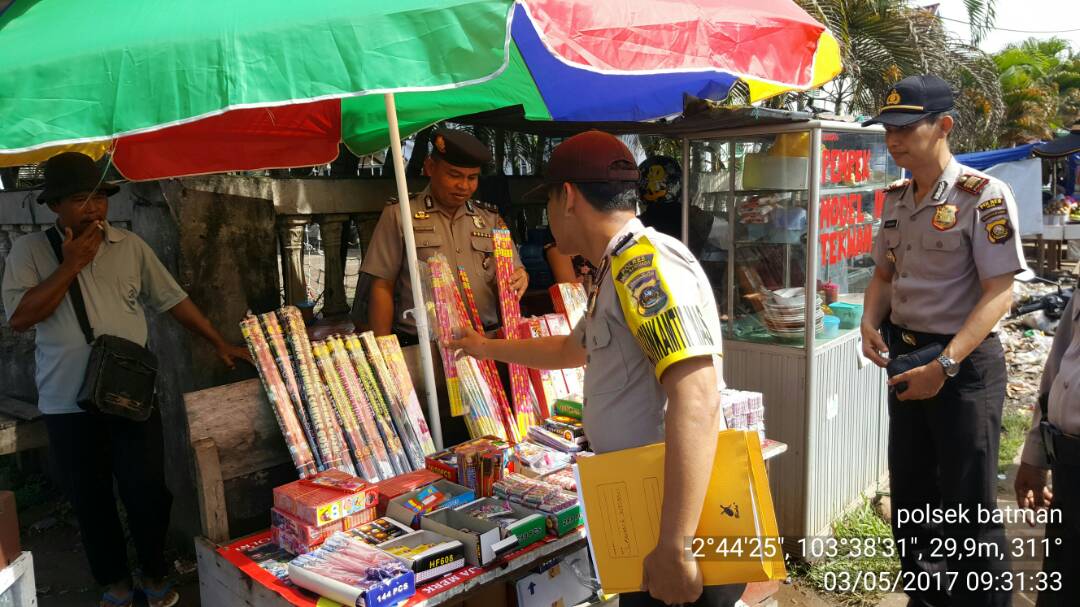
[450,131,742,607]
[360,129,528,345]
[861,76,1026,607]
[1015,291,1080,604]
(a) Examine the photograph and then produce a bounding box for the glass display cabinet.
[682,119,901,539]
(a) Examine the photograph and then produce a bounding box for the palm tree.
[792,0,1003,152]
[994,38,1080,145]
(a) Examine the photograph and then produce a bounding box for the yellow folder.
[575,430,786,594]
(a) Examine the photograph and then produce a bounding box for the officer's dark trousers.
[44,409,172,586]
[1037,440,1080,606]
[886,330,1010,607]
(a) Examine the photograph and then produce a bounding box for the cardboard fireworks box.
[553,396,583,420]
[346,516,415,546]
[272,471,378,527]
[421,508,519,567]
[271,507,377,555]
[455,497,547,550]
[373,468,443,515]
[425,436,511,490]
[387,480,476,528]
[542,416,585,443]
[378,530,467,583]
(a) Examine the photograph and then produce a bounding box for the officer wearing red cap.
[450,131,740,606]
[861,75,1025,607]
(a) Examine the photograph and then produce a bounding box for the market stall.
[680,116,899,539]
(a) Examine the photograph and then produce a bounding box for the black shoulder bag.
[46,227,157,421]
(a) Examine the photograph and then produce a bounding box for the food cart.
[678,113,900,539]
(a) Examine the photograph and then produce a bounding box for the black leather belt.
[886,322,995,349]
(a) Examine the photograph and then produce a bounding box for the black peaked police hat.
[863,75,955,128]
[430,128,492,168]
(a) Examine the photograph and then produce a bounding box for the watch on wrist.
[937,354,960,377]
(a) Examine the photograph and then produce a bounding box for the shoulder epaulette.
[386,191,420,205]
[956,174,990,196]
[474,200,499,213]
[884,179,909,193]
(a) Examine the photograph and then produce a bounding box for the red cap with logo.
[545,131,639,184]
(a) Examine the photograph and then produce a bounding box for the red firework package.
[373,468,443,515]
[273,471,378,527]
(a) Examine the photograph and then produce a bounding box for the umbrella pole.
[384,93,444,450]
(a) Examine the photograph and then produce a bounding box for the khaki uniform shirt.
[1,222,188,415]
[572,218,725,454]
[361,187,523,335]
[1022,295,1080,467]
[870,158,1026,335]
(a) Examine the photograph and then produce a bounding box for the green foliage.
[999,410,1032,474]
[793,0,1003,153]
[994,37,1080,145]
[791,500,900,606]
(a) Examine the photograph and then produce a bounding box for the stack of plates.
[761,288,823,341]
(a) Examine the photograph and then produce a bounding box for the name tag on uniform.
[884,219,898,228]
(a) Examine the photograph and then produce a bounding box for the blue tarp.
[955,143,1038,171]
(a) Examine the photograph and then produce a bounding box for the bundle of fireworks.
[511,440,572,478]
[424,436,511,497]
[720,389,766,441]
[493,473,578,515]
[273,471,379,528]
[516,314,584,418]
[493,228,541,436]
[272,507,376,556]
[553,395,583,420]
[287,532,415,607]
[427,255,517,441]
[549,282,588,329]
[373,469,443,515]
[492,473,583,537]
[540,466,578,493]
[240,316,319,478]
[243,305,435,482]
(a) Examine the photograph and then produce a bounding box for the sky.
[930,0,1080,52]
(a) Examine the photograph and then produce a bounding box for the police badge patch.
[931,205,958,231]
[985,219,1013,244]
[626,270,668,317]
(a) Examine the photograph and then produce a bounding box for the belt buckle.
[901,331,917,347]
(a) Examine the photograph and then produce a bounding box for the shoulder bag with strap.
[46,227,157,421]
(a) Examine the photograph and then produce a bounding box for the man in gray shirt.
[2,153,249,607]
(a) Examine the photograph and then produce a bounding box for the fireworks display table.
[195,529,589,607]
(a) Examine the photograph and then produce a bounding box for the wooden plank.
[195,537,292,607]
[192,438,230,544]
[0,419,47,456]
[0,396,41,422]
[184,379,291,480]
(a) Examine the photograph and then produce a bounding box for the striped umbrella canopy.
[0,0,841,179]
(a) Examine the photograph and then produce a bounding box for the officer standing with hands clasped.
[860,75,1026,607]
[1014,288,1078,603]
[359,128,528,346]
[449,131,742,606]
